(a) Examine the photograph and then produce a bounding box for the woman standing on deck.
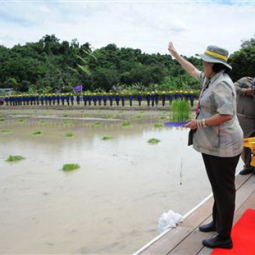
[168,42,243,249]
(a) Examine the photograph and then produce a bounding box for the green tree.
[229,36,255,81]
[91,67,120,91]
[0,33,241,94]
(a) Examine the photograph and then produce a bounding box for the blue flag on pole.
[74,85,83,93]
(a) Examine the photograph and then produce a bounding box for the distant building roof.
[0,88,13,91]
[0,88,14,95]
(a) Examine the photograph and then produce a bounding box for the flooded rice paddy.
[0,108,236,254]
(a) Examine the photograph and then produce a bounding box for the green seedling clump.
[62,163,80,172]
[102,136,112,140]
[122,121,130,127]
[6,155,25,162]
[93,122,101,127]
[170,99,191,122]
[154,123,163,128]
[32,131,42,135]
[1,129,11,134]
[65,133,75,138]
[147,138,160,144]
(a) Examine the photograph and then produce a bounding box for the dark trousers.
[202,153,240,238]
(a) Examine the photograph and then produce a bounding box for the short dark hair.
[212,63,231,74]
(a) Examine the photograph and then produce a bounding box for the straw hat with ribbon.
[198,45,232,70]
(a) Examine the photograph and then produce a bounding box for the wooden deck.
[135,173,255,255]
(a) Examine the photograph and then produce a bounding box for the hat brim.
[198,53,232,70]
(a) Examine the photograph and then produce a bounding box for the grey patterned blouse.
[193,70,243,157]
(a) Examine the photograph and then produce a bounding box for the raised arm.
[168,42,200,80]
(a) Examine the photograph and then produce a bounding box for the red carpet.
[211,209,255,255]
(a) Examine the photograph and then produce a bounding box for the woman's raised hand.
[168,42,178,58]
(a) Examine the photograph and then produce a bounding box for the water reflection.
[0,116,212,254]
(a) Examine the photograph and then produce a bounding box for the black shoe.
[239,167,254,175]
[199,221,216,232]
[202,235,233,249]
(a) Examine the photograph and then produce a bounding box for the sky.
[0,0,255,57]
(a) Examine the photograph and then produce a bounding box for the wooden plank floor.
[136,173,255,255]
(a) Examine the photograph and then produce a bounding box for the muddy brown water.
[0,109,242,254]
